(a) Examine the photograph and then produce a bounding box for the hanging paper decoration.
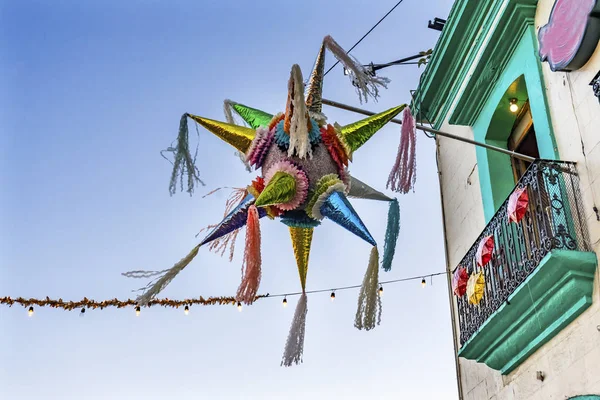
[507,187,529,223]
[452,267,469,297]
[126,35,405,367]
[476,235,494,267]
[467,272,485,305]
[387,106,417,194]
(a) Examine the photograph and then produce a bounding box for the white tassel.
[130,245,200,306]
[281,293,308,367]
[324,36,390,104]
[223,99,238,125]
[288,64,311,159]
[354,247,382,330]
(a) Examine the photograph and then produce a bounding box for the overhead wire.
[323,0,406,77]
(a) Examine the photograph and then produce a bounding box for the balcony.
[456,160,597,374]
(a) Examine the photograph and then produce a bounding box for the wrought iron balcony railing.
[456,160,590,345]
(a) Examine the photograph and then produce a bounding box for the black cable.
[323,0,406,77]
[268,271,447,298]
[373,54,424,71]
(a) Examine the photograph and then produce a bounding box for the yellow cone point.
[289,227,313,291]
[188,114,256,153]
[254,171,296,207]
[338,104,406,153]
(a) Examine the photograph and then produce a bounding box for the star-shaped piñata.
[126,36,407,367]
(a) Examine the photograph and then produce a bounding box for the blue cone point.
[200,193,267,246]
[319,191,377,246]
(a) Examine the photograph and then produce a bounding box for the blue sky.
[1,1,458,399]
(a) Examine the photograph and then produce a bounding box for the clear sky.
[1,1,458,399]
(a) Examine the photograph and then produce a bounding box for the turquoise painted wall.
[568,396,600,400]
[472,25,559,221]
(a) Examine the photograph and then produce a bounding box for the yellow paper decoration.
[289,227,313,291]
[467,272,485,305]
[188,114,256,153]
[337,105,406,153]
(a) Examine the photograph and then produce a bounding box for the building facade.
[414,0,600,398]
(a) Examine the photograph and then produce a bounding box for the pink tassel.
[387,106,417,194]
[236,205,262,305]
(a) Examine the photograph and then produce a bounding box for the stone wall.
[438,1,600,398]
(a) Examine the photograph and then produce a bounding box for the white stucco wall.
[437,1,600,398]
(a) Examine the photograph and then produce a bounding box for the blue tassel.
[382,198,400,272]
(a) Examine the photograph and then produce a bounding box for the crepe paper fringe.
[280,210,322,228]
[246,127,275,168]
[202,188,248,262]
[268,113,285,131]
[382,198,400,272]
[387,107,417,194]
[128,245,201,306]
[205,225,242,262]
[323,35,390,104]
[286,64,312,159]
[236,205,262,305]
[309,111,328,127]
[321,124,350,178]
[339,167,352,190]
[275,118,321,148]
[354,246,382,331]
[164,114,205,196]
[305,174,346,219]
[264,161,309,211]
[223,99,239,125]
[195,187,249,261]
[333,122,354,162]
[281,292,308,367]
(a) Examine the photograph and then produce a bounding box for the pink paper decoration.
[452,267,469,297]
[508,187,529,223]
[476,235,494,267]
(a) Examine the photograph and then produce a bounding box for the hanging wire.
[323,0,407,77]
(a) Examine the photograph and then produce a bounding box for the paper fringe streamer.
[223,99,239,125]
[246,127,274,168]
[354,246,382,331]
[165,114,205,196]
[128,245,201,306]
[321,124,349,177]
[387,107,416,194]
[286,64,311,159]
[197,187,248,261]
[236,205,262,305]
[382,198,400,272]
[281,292,308,367]
[323,35,390,104]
